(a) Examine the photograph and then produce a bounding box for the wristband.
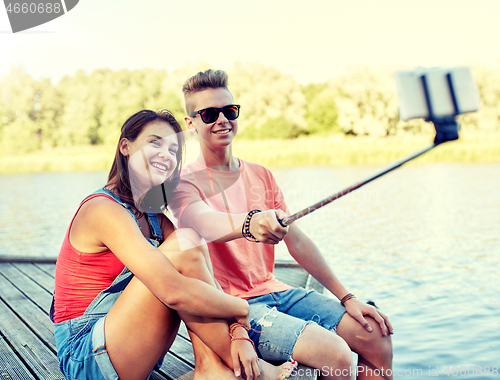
[242,209,261,242]
[340,293,356,305]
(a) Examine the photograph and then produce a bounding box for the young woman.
[51,110,296,380]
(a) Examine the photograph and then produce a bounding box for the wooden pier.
[0,257,320,380]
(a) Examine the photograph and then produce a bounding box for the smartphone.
[393,66,480,121]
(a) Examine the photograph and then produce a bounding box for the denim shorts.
[54,314,163,380]
[247,288,346,362]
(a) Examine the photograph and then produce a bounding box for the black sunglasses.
[189,105,241,124]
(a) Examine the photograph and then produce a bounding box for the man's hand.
[249,209,289,244]
[344,298,394,336]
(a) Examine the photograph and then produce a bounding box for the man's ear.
[119,138,130,156]
[185,116,198,133]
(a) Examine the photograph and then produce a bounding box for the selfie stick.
[279,74,461,227]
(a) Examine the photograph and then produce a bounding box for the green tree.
[229,62,307,139]
[0,67,42,153]
[57,70,102,146]
[304,86,341,135]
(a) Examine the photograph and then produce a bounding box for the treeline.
[1,62,498,153]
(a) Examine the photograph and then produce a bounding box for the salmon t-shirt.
[169,159,292,299]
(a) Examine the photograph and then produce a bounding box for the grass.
[1,134,499,174]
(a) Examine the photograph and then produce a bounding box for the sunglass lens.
[223,105,239,120]
[200,108,219,123]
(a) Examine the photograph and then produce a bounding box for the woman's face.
[124,121,179,199]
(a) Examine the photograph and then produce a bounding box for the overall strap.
[93,188,139,225]
[97,188,163,242]
[145,213,163,242]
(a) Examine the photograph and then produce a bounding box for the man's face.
[186,88,238,152]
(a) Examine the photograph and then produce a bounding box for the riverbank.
[1,134,499,174]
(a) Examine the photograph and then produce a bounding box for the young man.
[170,69,393,380]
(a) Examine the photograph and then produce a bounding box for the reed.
[235,134,500,167]
[1,134,498,174]
[0,145,115,174]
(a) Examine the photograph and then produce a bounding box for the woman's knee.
[174,228,206,248]
[169,246,209,276]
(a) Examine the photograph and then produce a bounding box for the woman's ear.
[119,138,130,156]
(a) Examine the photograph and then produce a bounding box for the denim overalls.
[51,188,163,380]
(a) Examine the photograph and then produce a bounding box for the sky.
[1,0,500,85]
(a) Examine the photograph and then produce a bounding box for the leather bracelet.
[340,293,356,305]
[242,209,261,242]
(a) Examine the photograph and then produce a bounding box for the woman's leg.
[103,234,294,380]
[161,235,297,380]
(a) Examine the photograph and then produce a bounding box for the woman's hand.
[344,298,394,336]
[230,326,260,380]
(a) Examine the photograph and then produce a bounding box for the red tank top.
[53,194,125,323]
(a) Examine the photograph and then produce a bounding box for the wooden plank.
[34,263,56,279]
[12,263,55,295]
[0,264,53,316]
[158,352,194,380]
[0,300,64,379]
[168,334,195,365]
[0,256,56,264]
[149,371,170,380]
[0,269,57,351]
[0,334,36,380]
[305,275,326,294]
[274,265,310,289]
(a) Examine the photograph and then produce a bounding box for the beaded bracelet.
[242,209,261,242]
[340,293,356,305]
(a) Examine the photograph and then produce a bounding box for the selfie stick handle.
[278,73,461,227]
[278,143,439,226]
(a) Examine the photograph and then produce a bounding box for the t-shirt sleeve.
[264,167,290,215]
[168,178,202,229]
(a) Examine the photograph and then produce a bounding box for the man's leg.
[290,324,354,380]
[247,291,353,380]
[336,314,393,380]
[251,288,392,380]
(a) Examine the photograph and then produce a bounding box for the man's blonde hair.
[182,69,229,114]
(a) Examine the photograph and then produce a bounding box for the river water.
[1,163,499,378]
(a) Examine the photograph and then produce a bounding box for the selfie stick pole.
[279,73,461,227]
